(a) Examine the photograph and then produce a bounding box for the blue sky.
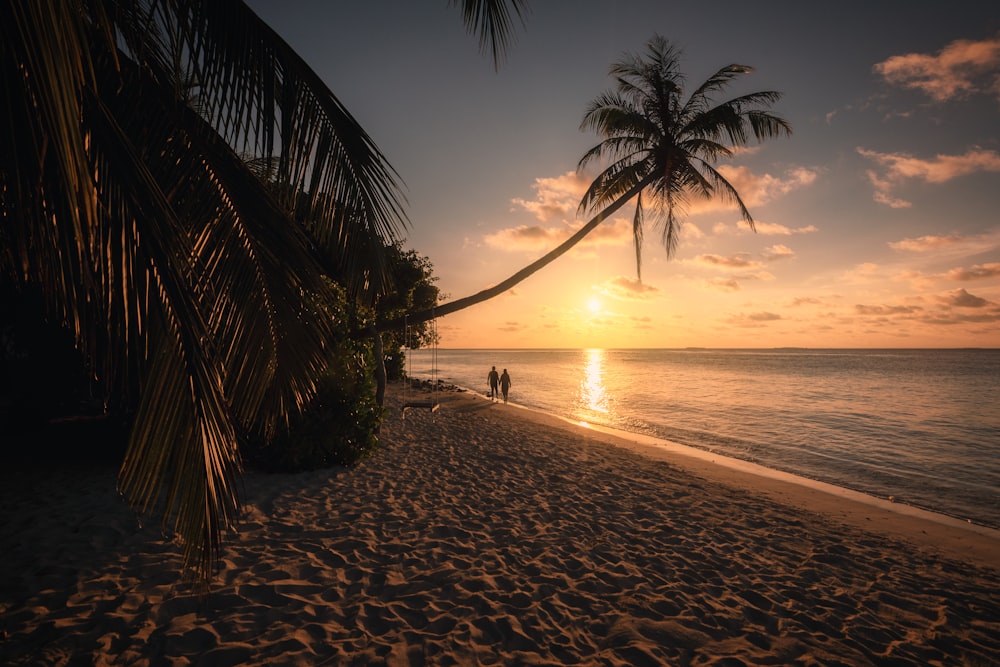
[247,0,1000,348]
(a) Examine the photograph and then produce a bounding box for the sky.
[246,0,1000,349]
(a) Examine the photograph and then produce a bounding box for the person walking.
[487,366,500,401]
[499,368,511,404]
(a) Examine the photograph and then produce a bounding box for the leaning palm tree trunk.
[375,178,650,333]
[375,34,790,336]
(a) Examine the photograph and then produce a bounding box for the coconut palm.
[0,0,526,582]
[390,34,791,330]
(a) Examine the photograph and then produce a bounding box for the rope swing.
[402,311,439,417]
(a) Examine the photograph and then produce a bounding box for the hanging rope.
[402,308,439,417]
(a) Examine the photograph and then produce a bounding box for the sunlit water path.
[407,348,1000,529]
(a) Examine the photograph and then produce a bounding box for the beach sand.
[2,386,999,665]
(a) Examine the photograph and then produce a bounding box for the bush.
[244,278,385,473]
[249,360,383,473]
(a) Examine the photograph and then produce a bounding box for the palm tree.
[387,34,791,331]
[0,0,526,583]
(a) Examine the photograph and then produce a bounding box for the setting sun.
[587,297,602,314]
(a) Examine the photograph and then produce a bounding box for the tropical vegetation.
[1,0,524,583]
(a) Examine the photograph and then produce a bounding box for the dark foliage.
[245,358,382,473]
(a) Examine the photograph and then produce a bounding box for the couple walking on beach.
[488,366,511,404]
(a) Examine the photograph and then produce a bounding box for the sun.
[587,297,602,314]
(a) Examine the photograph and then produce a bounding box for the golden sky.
[250,1,1000,348]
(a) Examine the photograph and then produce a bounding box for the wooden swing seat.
[403,400,439,412]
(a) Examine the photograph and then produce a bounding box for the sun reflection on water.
[579,348,609,417]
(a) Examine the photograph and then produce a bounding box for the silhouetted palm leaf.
[452,0,530,67]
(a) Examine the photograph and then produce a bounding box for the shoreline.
[445,387,1000,570]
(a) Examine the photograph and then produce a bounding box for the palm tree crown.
[578,34,792,279]
[386,33,791,331]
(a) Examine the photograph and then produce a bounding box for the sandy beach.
[2,386,999,666]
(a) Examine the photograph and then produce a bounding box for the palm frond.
[450,0,529,68]
[632,193,644,281]
[693,159,755,226]
[684,64,753,114]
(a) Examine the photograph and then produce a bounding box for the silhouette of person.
[487,366,500,401]
[499,368,511,404]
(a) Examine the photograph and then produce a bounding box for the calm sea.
[405,348,1000,529]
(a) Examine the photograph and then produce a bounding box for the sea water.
[405,348,1000,529]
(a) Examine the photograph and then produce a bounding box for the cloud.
[861,147,1000,183]
[713,220,818,236]
[757,222,818,236]
[874,35,1000,103]
[890,232,1000,266]
[919,309,1000,325]
[851,291,1000,328]
[944,262,1000,281]
[761,244,795,261]
[681,221,706,240]
[726,311,782,327]
[890,234,965,251]
[855,304,923,316]
[842,262,883,282]
[484,216,632,253]
[510,171,589,222]
[691,253,763,270]
[595,275,661,301]
[864,169,911,209]
[707,277,741,291]
[940,288,991,308]
[858,146,1000,206]
[692,165,817,213]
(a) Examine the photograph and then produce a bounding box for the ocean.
[404,348,1000,529]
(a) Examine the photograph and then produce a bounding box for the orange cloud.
[861,147,1000,183]
[595,275,661,301]
[484,216,632,253]
[943,262,1000,281]
[859,147,1000,207]
[707,277,741,291]
[726,311,782,327]
[692,253,763,270]
[497,321,525,332]
[757,222,818,236]
[692,165,817,212]
[889,232,1000,264]
[890,234,965,251]
[855,304,923,316]
[712,220,818,236]
[761,244,795,261]
[874,35,1000,102]
[940,288,991,308]
[510,171,589,222]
